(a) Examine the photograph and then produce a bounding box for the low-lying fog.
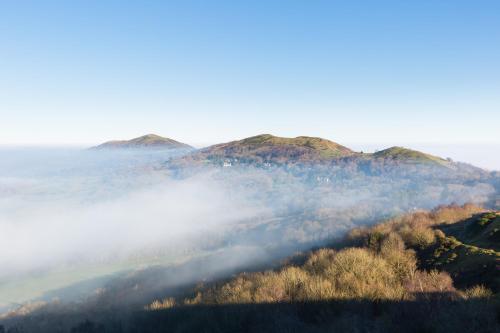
[0,148,268,307]
[0,146,496,310]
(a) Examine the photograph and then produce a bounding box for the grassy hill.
[93,134,193,150]
[372,146,451,166]
[182,134,356,165]
[173,134,460,170]
[237,134,354,158]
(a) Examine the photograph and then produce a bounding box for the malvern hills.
[190,134,450,166]
[97,133,452,167]
[92,134,193,150]
[96,133,452,166]
[190,134,356,164]
[1,134,498,332]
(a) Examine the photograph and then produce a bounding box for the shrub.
[183,292,202,305]
[379,233,417,282]
[400,226,436,249]
[300,275,335,300]
[145,297,176,311]
[366,231,385,252]
[405,270,455,294]
[462,285,493,299]
[279,266,310,302]
[434,229,446,239]
[304,248,336,275]
[253,272,287,303]
[215,275,254,304]
[324,248,404,300]
[431,204,483,224]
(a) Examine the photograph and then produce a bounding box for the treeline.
[159,204,494,307]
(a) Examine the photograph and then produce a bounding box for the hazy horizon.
[1,139,499,171]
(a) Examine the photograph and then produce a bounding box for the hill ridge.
[188,133,356,164]
[174,134,458,168]
[372,146,450,165]
[93,134,193,150]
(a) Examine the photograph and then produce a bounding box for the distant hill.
[372,146,450,166]
[173,134,458,169]
[179,134,356,165]
[92,134,193,150]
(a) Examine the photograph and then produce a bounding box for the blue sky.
[1,0,499,147]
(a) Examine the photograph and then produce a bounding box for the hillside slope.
[422,212,500,291]
[3,205,498,333]
[134,204,499,332]
[173,204,498,304]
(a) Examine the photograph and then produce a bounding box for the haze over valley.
[0,134,497,316]
[1,1,499,331]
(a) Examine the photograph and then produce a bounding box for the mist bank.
[0,148,269,307]
[0,146,498,309]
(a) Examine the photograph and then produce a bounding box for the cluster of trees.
[168,204,493,307]
[91,203,495,333]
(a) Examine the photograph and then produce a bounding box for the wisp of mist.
[0,148,266,306]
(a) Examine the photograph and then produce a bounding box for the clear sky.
[1,0,499,147]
